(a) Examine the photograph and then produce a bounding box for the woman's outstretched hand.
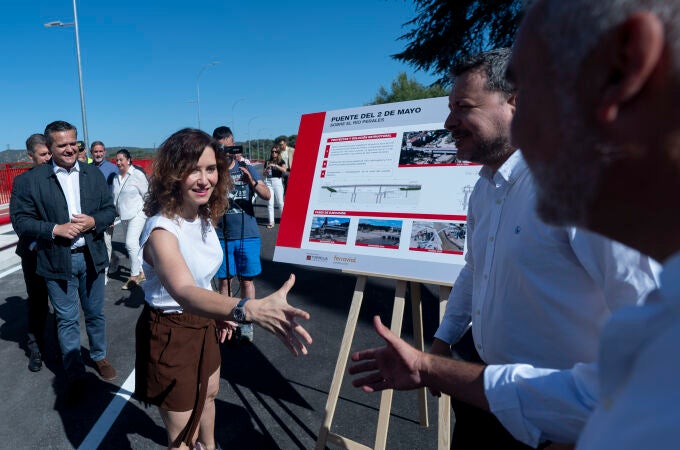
[249,274,312,356]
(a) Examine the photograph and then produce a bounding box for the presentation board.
[273,97,480,284]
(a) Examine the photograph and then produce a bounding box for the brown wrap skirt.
[135,304,220,446]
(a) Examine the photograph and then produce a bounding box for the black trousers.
[450,329,535,450]
[21,251,50,350]
[451,398,535,450]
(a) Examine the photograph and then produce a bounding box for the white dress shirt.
[484,252,680,448]
[53,160,85,248]
[435,150,659,369]
[577,251,680,449]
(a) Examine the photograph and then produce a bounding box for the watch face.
[234,307,246,322]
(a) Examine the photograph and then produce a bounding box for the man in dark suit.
[14,133,52,372]
[10,121,117,385]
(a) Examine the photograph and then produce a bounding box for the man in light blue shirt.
[430,48,658,448]
[90,140,118,281]
[350,0,680,448]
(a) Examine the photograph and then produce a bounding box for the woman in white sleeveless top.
[134,128,312,450]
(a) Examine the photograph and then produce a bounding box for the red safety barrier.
[0,159,155,226]
[0,164,31,225]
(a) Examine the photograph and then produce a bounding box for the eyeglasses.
[272,150,280,153]
[78,148,86,153]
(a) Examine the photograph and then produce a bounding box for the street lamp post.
[196,61,220,130]
[257,128,268,161]
[44,0,89,148]
[247,116,258,160]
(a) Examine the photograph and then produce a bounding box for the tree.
[394,0,523,83]
[370,72,448,105]
[274,135,297,148]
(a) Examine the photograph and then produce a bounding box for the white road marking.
[77,369,136,450]
[0,264,21,278]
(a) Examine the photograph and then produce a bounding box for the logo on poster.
[333,255,357,266]
[306,254,329,263]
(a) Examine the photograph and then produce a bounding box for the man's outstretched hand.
[348,316,427,392]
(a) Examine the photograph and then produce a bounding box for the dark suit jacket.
[10,162,116,280]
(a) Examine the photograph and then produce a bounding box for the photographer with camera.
[212,126,270,342]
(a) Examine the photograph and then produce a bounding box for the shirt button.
[489,236,494,242]
[496,199,501,204]
[476,344,482,350]
[475,310,480,315]
[602,397,613,410]
[483,274,488,280]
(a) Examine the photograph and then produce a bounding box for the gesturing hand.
[348,316,426,393]
[250,274,313,356]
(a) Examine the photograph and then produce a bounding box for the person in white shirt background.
[263,146,287,229]
[433,47,657,448]
[349,0,680,448]
[112,148,148,290]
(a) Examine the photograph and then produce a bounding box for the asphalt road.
[0,198,449,449]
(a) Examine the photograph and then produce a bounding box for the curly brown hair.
[144,128,232,225]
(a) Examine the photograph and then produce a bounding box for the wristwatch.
[232,298,251,323]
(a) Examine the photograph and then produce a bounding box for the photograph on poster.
[355,219,402,249]
[409,221,466,254]
[309,216,351,244]
[399,129,464,166]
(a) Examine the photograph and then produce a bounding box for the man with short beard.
[350,1,680,448]
[428,48,658,449]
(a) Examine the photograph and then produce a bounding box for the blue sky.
[1,0,441,150]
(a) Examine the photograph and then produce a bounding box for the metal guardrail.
[0,165,31,206]
[0,159,156,226]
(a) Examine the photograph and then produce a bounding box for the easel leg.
[374,280,407,450]
[315,276,367,450]
[409,282,429,427]
[438,285,452,450]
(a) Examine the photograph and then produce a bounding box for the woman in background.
[112,149,148,289]
[263,146,286,228]
[135,128,311,450]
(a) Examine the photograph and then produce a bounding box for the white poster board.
[274,97,480,284]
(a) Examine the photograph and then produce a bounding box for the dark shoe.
[95,358,117,381]
[28,347,42,372]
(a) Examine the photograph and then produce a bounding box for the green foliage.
[395,0,523,83]
[273,134,297,148]
[370,72,448,105]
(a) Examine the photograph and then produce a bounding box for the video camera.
[218,145,248,167]
[222,145,244,155]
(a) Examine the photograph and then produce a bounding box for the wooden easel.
[315,273,452,450]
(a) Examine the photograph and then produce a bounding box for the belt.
[70,246,86,254]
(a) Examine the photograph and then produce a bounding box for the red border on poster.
[277,112,326,248]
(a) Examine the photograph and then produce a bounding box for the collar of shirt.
[52,159,81,175]
[479,149,527,188]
